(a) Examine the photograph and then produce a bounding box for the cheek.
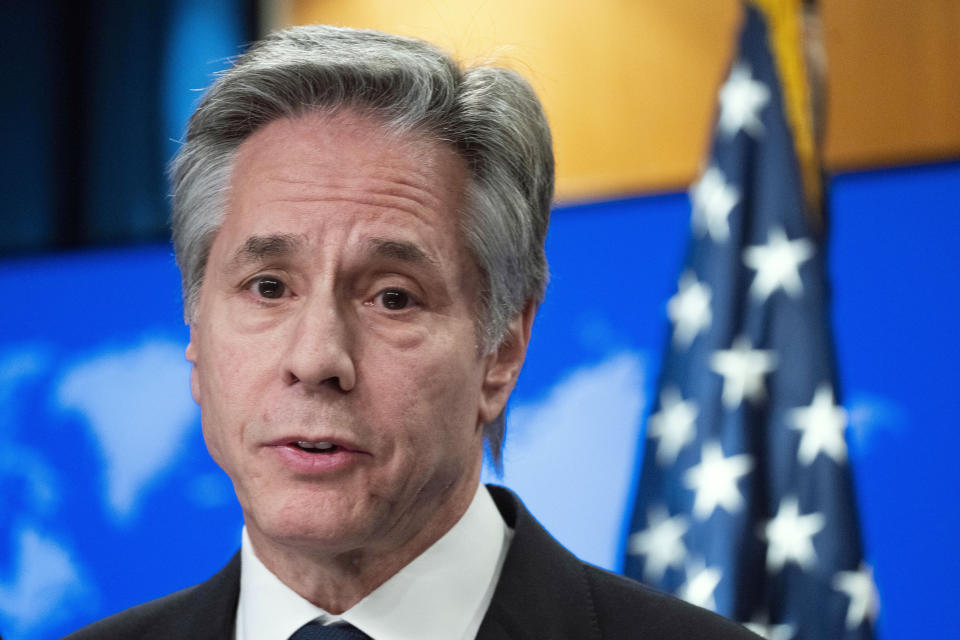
[203,327,279,396]
[199,413,229,468]
[194,336,270,465]
[371,344,484,446]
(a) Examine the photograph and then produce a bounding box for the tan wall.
[821,0,960,170]
[277,0,960,201]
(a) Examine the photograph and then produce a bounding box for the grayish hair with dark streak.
[169,24,554,465]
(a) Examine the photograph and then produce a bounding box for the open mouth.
[293,441,340,454]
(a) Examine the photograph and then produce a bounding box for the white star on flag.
[742,226,814,302]
[691,166,740,243]
[710,336,778,408]
[668,271,713,348]
[833,563,880,629]
[718,62,770,138]
[763,496,825,573]
[647,387,699,466]
[677,559,723,611]
[789,384,848,465]
[743,617,796,640]
[628,506,689,581]
[684,441,754,520]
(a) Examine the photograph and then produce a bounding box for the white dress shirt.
[235,483,513,640]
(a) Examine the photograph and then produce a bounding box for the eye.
[249,277,287,299]
[378,288,413,310]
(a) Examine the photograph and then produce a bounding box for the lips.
[266,436,367,474]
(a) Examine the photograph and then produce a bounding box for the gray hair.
[170,24,554,464]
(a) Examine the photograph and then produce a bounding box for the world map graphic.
[0,332,647,640]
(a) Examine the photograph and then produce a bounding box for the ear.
[185,326,201,406]
[478,301,537,424]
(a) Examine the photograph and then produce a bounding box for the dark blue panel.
[0,0,248,256]
[0,4,64,252]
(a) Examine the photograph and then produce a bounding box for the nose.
[282,293,356,392]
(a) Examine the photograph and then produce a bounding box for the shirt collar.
[236,528,330,640]
[236,483,512,640]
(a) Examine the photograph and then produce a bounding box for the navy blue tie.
[288,621,371,640]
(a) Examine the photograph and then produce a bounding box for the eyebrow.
[367,238,439,268]
[224,233,439,272]
[228,233,306,270]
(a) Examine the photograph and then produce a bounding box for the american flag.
[623,3,878,638]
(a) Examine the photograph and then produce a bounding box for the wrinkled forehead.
[235,107,461,182]
[227,110,468,219]
[211,109,477,280]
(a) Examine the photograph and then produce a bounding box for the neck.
[246,474,481,613]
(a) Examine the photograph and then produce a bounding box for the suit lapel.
[163,552,241,639]
[476,486,600,640]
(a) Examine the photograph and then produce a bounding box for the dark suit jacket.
[64,485,758,639]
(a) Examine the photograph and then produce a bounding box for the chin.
[246,487,383,554]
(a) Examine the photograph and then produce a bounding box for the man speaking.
[66,24,756,640]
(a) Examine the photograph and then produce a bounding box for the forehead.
[221,110,469,253]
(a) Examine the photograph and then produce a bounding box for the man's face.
[186,111,525,561]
